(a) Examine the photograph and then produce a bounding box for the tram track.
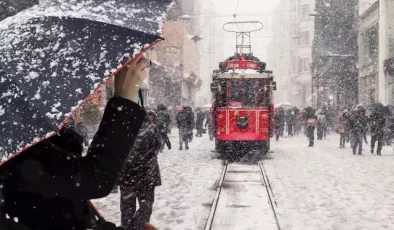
[204,160,281,230]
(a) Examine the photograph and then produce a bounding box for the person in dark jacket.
[66,116,90,147]
[304,107,317,147]
[205,110,213,140]
[176,107,190,150]
[118,110,162,230]
[0,55,148,230]
[156,104,171,152]
[195,108,205,137]
[184,107,195,143]
[274,108,284,141]
[370,108,386,155]
[286,110,295,137]
[348,107,368,155]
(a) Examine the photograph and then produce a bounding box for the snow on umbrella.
[0,0,174,160]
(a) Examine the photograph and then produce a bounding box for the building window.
[292,56,297,72]
[299,31,310,45]
[298,58,310,72]
[301,5,309,20]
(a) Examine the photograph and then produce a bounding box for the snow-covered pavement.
[265,134,394,230]
[92,130,223,229]
[93,130,394,230]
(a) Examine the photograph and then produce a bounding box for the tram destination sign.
[225,61,260,70]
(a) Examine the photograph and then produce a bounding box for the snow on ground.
[92,129,223,229]
[265,133,394,230]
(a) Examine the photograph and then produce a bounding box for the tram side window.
[257,79,269,107]
[218,80,227,107]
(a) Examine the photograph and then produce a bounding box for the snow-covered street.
[266,134,394,230]
[92,130,223,229]
[93,131,394,230]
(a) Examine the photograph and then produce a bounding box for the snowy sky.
[196,0,279,101]
[213,0,278,61]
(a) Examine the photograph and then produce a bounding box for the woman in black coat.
[118,110,162,230]
[0,55,149,230]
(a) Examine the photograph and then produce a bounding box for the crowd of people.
[274,103,394,156]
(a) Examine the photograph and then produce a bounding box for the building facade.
[358,1,379,107]
[358,0,394,106]
[269,0,315,108]
[312,0,358,110]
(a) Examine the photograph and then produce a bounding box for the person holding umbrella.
[0,55,150,230]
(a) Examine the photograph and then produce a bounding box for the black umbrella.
[0,0,173,159]
[0,0,39,21]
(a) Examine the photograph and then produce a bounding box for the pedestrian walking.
[336,109,350,148]
[118,110,162,230]
[205,110,213,140]
[176,107,189,150]
[316,109,327,140]
[286,109,295,137]
[304,107,317,147]
[274,108,284,141]
[370,104,386,155]
[348,107,368,155]
[195,108,205,137]
[157,104,172,152]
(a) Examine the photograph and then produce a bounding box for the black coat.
[196,111,205,129]
[0,97,145,230]
[176,108,194,130]
[157,110,171,133]
[118,120,162,189]
[370,112,386,137]
[348,114,368,135]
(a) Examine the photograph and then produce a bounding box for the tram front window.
[229,80,256,107]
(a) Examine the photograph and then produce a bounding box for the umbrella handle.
[87,200,106,223]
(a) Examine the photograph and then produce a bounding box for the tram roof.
[214,72,272,79]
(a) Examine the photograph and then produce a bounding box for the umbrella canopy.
[0,0,38,21]
[0,0,173,159]
[275,102,293,110]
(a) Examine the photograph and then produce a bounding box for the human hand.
[114,54,149,101]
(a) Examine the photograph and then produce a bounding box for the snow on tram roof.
[215,71,272,79]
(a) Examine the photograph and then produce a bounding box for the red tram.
[210,21,276,157]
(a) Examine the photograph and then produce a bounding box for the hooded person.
[117,110,162,230]
[0,55,149,230]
